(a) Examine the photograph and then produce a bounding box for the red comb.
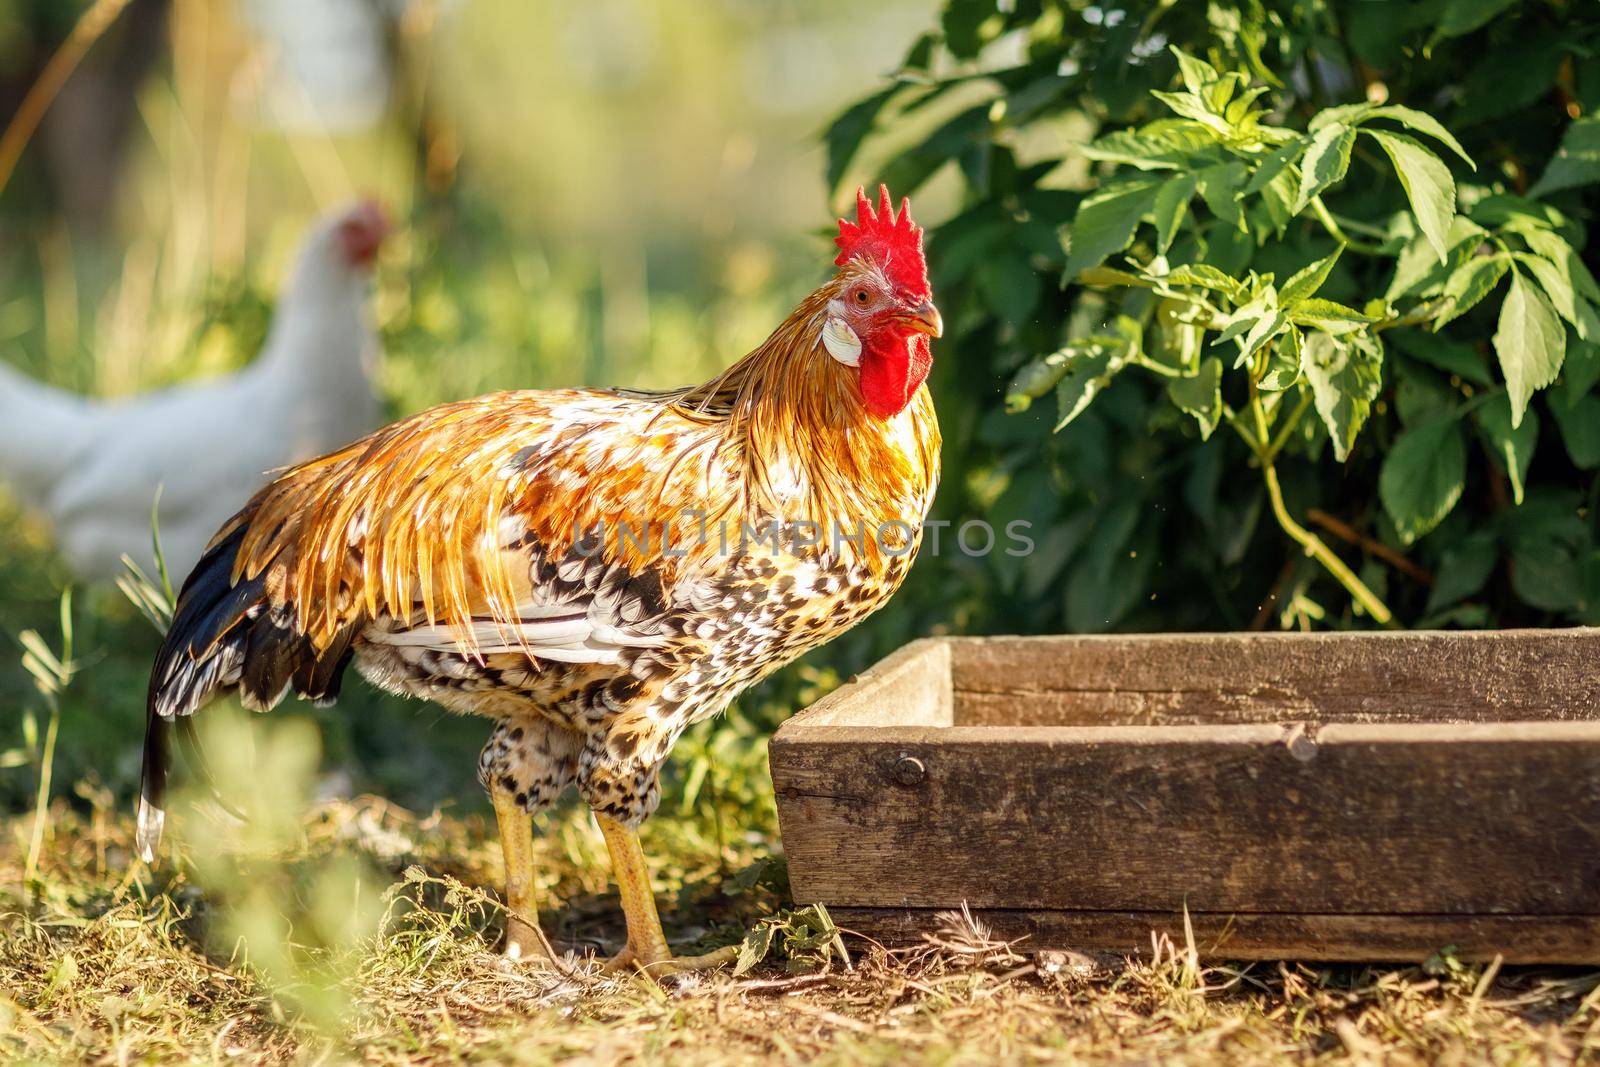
[834,185,929,299]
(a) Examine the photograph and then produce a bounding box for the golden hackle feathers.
[227,266,938,659]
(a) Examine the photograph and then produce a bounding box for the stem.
[1224,406,1261,451]
[1262,390,1312,464]
[0,0,135,202]
[1248,388,1397,627]
[1134,355,1186,378]
[1310,197,1388,255]
[1375,299,1449,332]
[24,703,60,889]
[1261,462,1394,625]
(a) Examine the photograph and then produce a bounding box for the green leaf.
[1469,193,1567,231]
[1392,330,1493,386]
[1006,348,1076,411]
[1529,116,1600,198]
[1150,90,1232,136]
[1080,122,1222,170]
[1280,246,1343,306]
[1195,161,1248,229]
[1385,217,1486,301]
[1396,373,1456,427]
[824,84,904,192]
[1294,125,1355,212]
[1259,327,1302,391]
[1213,308,1262,348]
[1151,298,1203,372]
[1364,129,1456,264]
[1308,102,1375,132]
[1435,0,1519,39]
[1054,343,1126,429]
[1254,161,1298,235]
[1160,263,1246,299]
[1242,140,1304,196]
[1435,252,1509,328]
[1565,340,1600,398]
[1077,266,1149,288]
[1167,357,1223,439]
[1453,35,1564,128]
[1552,394,1600,468]
[1519,228,1600,305]
[1503,492,1589,611]
[1512,252,1600,341]
[1065,498,1152,632]
[1237,309,1288,365]
[1288,297,1377,334]
[1475,394,1538,505]
[1426,533,1497,612]
[1063,180,1165,280]
[734,922,776,976]
[1493,270,1566,427]
[942,0,999,59]
[1152,173,1198,252]
[1172,48,1220,95]
[979,254,1043,325]
[1366,105,1475,169]
[1301,331,1382,461]
[1380,416,1467,543]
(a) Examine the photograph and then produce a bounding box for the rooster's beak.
[900,300,943,338]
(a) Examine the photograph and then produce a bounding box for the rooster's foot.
[602,943,740,977]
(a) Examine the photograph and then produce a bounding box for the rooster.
[141,187,942,974]
[0,201,388,580]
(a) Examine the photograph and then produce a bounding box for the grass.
[3,793,1597,1065]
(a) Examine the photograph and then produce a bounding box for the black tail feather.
[135,715,167,865]
[140,518,356,863]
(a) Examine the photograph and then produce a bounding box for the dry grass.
[3,797,1596,1065]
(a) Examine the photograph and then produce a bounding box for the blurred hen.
[0,200,388,580]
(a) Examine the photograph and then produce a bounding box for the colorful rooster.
[141,187,942,973]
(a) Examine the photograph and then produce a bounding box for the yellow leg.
[492,783,554,963]
[595,812,739,975]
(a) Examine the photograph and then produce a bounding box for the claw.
[603,943,740,977]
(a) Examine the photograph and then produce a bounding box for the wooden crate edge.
[829,906,1600,965]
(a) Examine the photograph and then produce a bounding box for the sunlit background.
[0,0,938,807]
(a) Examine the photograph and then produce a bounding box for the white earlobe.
[822,316,862,367]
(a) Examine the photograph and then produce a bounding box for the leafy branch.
[1004,47,1594,624]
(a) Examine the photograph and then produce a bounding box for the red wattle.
[859,333,932,419]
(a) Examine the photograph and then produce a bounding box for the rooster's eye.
[854,289,870,304]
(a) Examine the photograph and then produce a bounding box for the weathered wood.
[829,907,1600,964]
[948,631,1600,726]
[790,637,950,729]
[774,722,1600,915]
[770,632,1600,962]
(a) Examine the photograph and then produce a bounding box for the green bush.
[836,0,1600,633]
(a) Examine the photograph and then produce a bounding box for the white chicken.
[0,200,389,581]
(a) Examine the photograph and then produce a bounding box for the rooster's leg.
[491,782,554,963]
[595,812,739,975]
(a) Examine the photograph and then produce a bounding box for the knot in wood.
[892,754,926,786]
[1283,722,1319,763]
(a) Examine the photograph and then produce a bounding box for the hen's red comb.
[834,185,929,299]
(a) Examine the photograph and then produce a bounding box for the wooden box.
[768,633,1600,963]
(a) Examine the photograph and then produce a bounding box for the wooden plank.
[829,907,1600,964]
[947,631,1600,726]
[771,722,1600,916]
[780,637,950,730]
